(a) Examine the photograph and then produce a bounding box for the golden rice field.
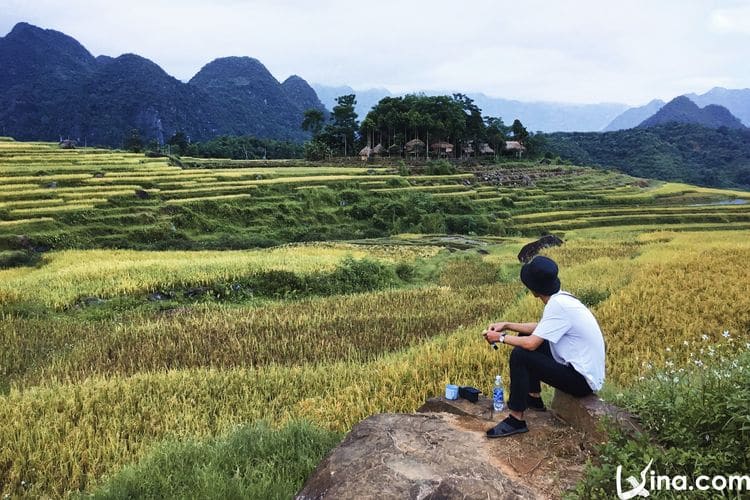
[1,139,749,497]
[2,230,749,497]
[0,243,438,309]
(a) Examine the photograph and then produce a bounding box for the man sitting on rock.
[482,256,605,438]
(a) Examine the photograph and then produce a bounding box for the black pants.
[507,340,592,412]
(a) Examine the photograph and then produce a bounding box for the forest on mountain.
[540,123,750,189]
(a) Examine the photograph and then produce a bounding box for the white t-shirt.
[532,291,606,391]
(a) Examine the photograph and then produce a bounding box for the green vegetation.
[88,420,341,500]
[1,140,749,498]
[2,141,749,255]
[540,122,750,189]
[308,93,537,160]
[575,345,750,499]
[167,134,304,159]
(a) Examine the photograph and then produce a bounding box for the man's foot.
[526,394,546,412]
[486,415,529,438]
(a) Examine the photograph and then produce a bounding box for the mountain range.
[0,22,326,146]
[604,88,750,131]
[637,96,745,130]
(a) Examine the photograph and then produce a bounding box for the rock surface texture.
[296,394,614,499]
[550,390,643,443]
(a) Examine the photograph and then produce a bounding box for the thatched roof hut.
[405,138,425,152]
[59,139,77,149]
[479,143,494,155]
[359,145,372,160]
[504,141,526,158]
[504,141,526,152]
[372,143,385,156]
[430,141,454,153]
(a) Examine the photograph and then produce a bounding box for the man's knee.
[509,346,530,366]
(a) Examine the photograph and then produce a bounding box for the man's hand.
[482,329,504,344]
[487,322,510,333]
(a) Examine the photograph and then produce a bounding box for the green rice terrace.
[2,139,749,256]
[2,138,750,498]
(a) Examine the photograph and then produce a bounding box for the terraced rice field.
[2,142,749,246]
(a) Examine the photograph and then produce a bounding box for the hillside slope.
[541,123,750,188]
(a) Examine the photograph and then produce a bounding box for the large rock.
[297,402,596,499]
[550,390,643,444]
[295,413,536,500]
[297,393,638,498]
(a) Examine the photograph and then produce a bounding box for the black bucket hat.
[520,256,561,296]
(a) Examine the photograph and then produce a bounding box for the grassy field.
[1,141,749,497]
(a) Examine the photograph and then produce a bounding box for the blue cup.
[445,384,459,400]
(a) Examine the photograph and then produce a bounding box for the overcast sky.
[2,0,749,105]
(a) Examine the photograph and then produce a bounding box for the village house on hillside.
[430,141,453,157]
[404,138,425,158]
[504,140,526,158]
[462,143,495,157]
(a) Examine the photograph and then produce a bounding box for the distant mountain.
[608,88,750,132]
[312,84,628,133]
[0,22,97,140]
[541,123,750,189]
[312,84,392,120]
[189,57,315,140]
[80,53,218,146]
[638,96,745,130]
[686,87,750,127]
[603,99,665,131]
[0,22,326,145]
[465,93,627,132]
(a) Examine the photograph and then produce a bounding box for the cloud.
[710,4,750,34]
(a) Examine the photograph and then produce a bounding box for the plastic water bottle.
[493,375,505,412]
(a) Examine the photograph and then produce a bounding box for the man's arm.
[483,330,544,351]
[487,322,538,335]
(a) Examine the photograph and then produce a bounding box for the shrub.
[0,250,39,269]
[445,214,491,234]
[426,160,456,175]
[316,257,399,294]
[303,140,332,161]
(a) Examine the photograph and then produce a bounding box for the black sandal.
[486,418,529,438]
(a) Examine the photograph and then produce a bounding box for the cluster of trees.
[125,129,304,159]
[125,92,541,162]
[301,93,536,161]
[301,94,359,160]
[540,123,750,189]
